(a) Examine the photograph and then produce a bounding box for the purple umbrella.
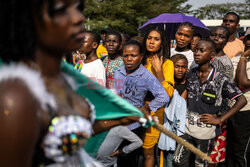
[139,13,210,39]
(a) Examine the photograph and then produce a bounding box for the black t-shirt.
[174,82,186,95]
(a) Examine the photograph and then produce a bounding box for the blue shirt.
[114,64,169,112]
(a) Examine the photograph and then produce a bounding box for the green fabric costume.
[61,61,146,157]
[0,59,148,157]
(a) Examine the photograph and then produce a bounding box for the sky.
[186,0,246,9]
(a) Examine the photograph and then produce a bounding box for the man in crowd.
[222,12,245,59]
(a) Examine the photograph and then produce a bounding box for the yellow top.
[145,58,175,98]
[96,44,108,58]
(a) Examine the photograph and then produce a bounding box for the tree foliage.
[191,0,250,20]
[84,0,191,36]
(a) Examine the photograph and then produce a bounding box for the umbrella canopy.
[139,13,210,39]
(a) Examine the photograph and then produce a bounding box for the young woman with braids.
[0,0,144,166]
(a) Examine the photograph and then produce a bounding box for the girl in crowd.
[170,54,188,99]
[158,54,188,167]
[142,27,175,167]
[171,22,195,69]
[0,0,143,166]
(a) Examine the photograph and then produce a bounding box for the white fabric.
[185,111,216,140]
[80,59,106,87]
[232,55,250,111]
[171,48,196,69]
[79,149,103,167]
[0,63,57,111]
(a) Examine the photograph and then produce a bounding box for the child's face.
[105,35,121,55]
[79,32,95,54]
[194,41,215,65]
[210,28,227,50]
[174,59,188,80]
[146,30,162,53]
[122,45,143,74]
[191,36,201,52]
[175,26,193,48]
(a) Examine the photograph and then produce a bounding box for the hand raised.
[151,54,163,72]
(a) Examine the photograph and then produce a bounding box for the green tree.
[84,0,191,36]
[191,0,250,20]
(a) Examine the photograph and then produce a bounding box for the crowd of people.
[0,0,250,167]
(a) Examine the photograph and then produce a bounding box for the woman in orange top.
[142,27,175,167]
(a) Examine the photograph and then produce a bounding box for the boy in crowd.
[222,12,245,59]
[210,26,233,79]
[173,39,247,167]
[102,31,124,89]
[75,31,106,87]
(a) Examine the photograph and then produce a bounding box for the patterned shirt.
[185,67,242,140]
[103,56,124,89]
[114,64,169,130]
[211,55,234,80]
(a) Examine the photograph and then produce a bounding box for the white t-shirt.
[232,55,250,111]
[171,48,196,69]
[80,59,106,87]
